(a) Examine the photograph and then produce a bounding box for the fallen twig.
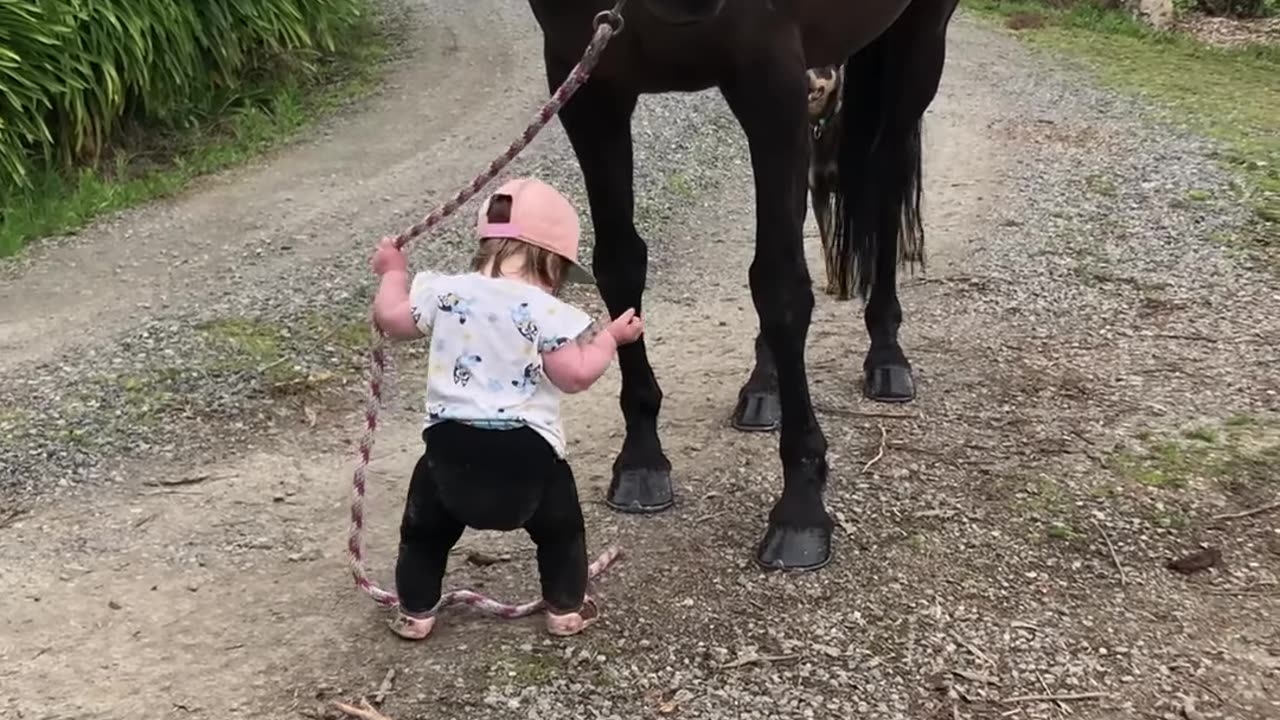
[132,513,159,529]
[717,653,801,670]
[256,326,347,375]
[142,473,234,488]
[862,421,887,474]
[1207,588,1279,598]
[0,507,29,530]
[1036,671,1069,716]
[1002,692,1107,704]
[1212,499,1280,522]
[257,355,292,374]
[952,633,993,667]
[952,668,1000,686]
[692,509,728,524]
[815,405,918,421]
[334,698,394,720]
[1187,677,1226,706]
[1092,519,1126,586]
[372,669,396,706]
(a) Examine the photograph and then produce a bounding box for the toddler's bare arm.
[542,319,618,393]
[373,269,424,340]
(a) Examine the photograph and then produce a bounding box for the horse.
[527,0,960,571]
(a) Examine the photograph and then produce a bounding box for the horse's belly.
[793,0,915,66]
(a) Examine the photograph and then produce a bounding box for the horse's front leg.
[549,63,674,513]
[721,44,833,571]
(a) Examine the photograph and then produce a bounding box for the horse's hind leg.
[722,41,833,571]
[836,0,957,404]
[547,61,674,514]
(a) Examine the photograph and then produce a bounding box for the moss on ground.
[1109,415,1279,491]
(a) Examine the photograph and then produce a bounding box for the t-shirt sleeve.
[534,296,593,354]
[407,272,441,335]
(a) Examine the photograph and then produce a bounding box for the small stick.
[718,653,801,670]
[953,633,993,667]
[1212,499,1280,521]
[0,507,30,530]
[132,513,159,529]
[334,699,394,720]
[143,473,234,488]
[1187,677,1226,706]
[815,405,919,421]
[257,326,347,374]
[1093,519,1126,586]
[952,668,1000,686]
[257,355,292,374]
[372,668,396,706]
[862,422,888,474]
[1003,692,1108,704]
[1036,671,1070,716]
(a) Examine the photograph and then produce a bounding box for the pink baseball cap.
[476,177,594,285]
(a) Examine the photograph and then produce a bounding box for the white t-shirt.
[408,271,593,458]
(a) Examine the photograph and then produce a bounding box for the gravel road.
[1,1,1277,719]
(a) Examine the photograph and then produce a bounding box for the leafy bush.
[0,0,364,192]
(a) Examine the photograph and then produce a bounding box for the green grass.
[1109,415,1280,490]
[964,0,1280,244]
[199,312,370,388]
[0,9,393,258]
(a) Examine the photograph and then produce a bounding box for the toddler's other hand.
[372,237,408,276]
[606,308,644,345]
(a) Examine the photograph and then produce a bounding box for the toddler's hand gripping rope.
[347,6,627,615]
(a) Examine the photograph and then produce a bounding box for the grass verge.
[1109,415,1278,495]
[0,6,397,259]
[963,0,1279,248]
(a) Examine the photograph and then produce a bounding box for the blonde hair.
[471,193,570,289]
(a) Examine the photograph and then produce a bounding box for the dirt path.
[3,3,1279,720]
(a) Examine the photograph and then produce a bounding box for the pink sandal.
[545,597,599,636]
[388,609,437,640]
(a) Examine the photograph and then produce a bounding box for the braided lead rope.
[348,5,628,612]
[435,545,623,619]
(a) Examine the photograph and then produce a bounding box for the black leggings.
[395,421,587,614]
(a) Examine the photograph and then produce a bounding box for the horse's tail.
[827,24,927,301]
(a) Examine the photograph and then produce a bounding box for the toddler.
[370,177,643,639]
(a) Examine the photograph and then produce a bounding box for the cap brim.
[565,261,595,285]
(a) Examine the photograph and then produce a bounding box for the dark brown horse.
[528,0,960,570]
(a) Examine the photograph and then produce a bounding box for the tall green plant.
[0,0,363,193]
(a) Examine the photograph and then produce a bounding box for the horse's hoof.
[863,364,915,403]
[731,389,781,432]
[605,467,674,514]
[755,524,833,572]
